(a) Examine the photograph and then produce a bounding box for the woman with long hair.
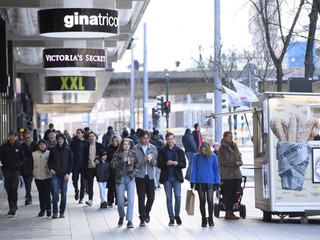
[111,138,139,228]
[218,131,243,220]
[190,141,220,227]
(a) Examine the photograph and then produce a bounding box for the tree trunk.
[276,63,284,92]
[305,0,318,79]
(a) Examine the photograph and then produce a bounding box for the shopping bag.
[185,189,195,215]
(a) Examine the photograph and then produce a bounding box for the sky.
[113,0,252,72]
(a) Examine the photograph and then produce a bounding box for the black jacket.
[95,159,110,182]
[182,131,197,153]
[83,142,105,178]
[0,140,25,172]
[48,143,73,178]
[157,145,186,184]
[21,141,38,176]
[69,138,89,168]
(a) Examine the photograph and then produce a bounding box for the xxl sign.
[38,8,118,37]
[45,76,96,91]
[43,48,106,69]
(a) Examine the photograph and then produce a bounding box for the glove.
[190,183,194,189]
[214,184,220,191]
[147,154,153,161]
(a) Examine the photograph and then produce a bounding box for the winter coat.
[182,131,197,153]
[190,153,220,184]
[111,150,139,183]
[48,143,73,178]
[21,141,38,176]
[83,142,105,178]
[218,140,242,180]
[133,143,158,179]
[0,140,24,172]
[157,145,186,184]
[69,138,89,168]
[95,158,110,182]
[32,150,52,180]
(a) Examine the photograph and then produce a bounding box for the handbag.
[185,189,195,215]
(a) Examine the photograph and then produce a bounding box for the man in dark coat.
[102,126,114,148]
[0,130,25,215]
[48,133,73,219]
[21,131,38,205]
[182,128,198,181]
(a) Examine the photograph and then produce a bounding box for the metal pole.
[214,0,222,142]
[130,40,135,129]
[143,23,148,129]
[165,73,169,132]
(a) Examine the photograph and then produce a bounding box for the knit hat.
[99,149,107,158]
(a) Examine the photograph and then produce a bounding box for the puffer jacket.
[48,143,73,178]
[111,150,139,184]
[95,158,110,182]
[218,140,242,180]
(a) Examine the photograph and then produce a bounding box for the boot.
[201,217,207,227]
[208,217,214,227]
[225,211,239,220]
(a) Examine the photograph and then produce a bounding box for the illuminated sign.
[45,76,96,91]
[38,8,118,38]
[43,48,106,70]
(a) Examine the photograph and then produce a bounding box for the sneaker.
[79,199,83,204]
[108,203,113,208]
[139,220,145,227]
[174,216,182,225]
[59,213,65,218]
[25,198,32,205]
[100,201,108,209]
[118,217,124,226]
[127,221,134,228]
[46,210,52,217]
[52,213,58,219]
[168,219,174,226]
[144,215,150,223]
[85,200,93,206]
[38,210,45,217]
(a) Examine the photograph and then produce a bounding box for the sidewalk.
[0,178,320,240]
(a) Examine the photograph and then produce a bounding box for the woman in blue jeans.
[157,132,186,226]
[111,138,139,228]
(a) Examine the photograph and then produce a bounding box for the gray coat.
[132,143,158,179]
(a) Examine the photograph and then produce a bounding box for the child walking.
[95,149,110,208]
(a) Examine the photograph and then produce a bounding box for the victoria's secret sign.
[38,8,118,37]
[43,48,106,69]
[45,76,96,91]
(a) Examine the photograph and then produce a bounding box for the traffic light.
[222,98,227,109]
[152,107,161,120]
[156,96,164,115]
[163,100,171,114]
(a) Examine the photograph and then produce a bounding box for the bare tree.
[305,0,318,79]
[250,0,305,91]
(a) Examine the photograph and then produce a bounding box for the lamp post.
[165,73,169,132]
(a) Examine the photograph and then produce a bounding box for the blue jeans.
[185,152,195,181]
[164,176,182,220]
[116,176,135,222]
[51,175,68,214]
[98,182,107,203]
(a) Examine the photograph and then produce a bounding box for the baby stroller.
[214,176,247,219]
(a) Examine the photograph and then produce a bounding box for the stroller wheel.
[214,203,220,218]
[239,204,246,219]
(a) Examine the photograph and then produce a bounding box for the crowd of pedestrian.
[0,121,243,228]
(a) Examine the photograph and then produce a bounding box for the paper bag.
[276,142,311,191]
[185,189,195,215]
